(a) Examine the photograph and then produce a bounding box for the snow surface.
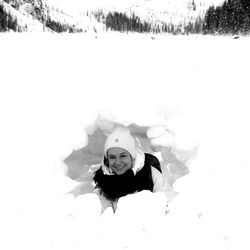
[0,32,250,250]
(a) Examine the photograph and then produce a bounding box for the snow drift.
[0,33,249,250]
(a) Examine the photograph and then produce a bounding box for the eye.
[108,156,115,160]
[120,154,127,158]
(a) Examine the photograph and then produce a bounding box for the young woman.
[93,126,174,212]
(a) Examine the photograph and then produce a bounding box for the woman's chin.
[114,169,126,175]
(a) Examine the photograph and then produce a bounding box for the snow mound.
[1,33,250,250]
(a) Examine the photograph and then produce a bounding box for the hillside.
[2,0,249,35]
[1,0,223,33]
[0,0,106,32]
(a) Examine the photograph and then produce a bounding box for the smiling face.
[107,147,134,175]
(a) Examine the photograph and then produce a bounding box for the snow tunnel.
[63,111,199,201]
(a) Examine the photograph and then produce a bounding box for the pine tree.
[203,0,250,34]
[192,0,196,11]
[0,5,8,31]
[104,11,152,33]
[240,0,250,14]
[0,5,18,32]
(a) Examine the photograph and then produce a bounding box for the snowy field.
[0,32,250,250]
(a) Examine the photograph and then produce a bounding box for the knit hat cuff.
[104,126,137,159]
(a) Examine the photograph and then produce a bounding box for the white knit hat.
[104,126,136,159]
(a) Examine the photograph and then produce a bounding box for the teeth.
[116,165,124,169]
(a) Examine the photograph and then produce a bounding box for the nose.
[115,157,122,165]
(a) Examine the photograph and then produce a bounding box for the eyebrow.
[108,152,128,157]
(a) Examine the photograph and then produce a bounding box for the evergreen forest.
[1,0,250,35]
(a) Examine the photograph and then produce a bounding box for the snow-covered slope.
[0,0,49,31]
[1,0,106,32]
[1,0,225,32]
[46,0,225,25]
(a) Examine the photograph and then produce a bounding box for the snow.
[44,0,226,28]
[1,32,250,250]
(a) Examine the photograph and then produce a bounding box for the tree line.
[45,17,83,33]
[101,11,201,35]
[103,0,250,35]
[203,0,250,34]
[1,0,250,35]
[105,12,152,33]
[100,0,250,35]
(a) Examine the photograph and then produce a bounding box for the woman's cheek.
[108,160,114,166]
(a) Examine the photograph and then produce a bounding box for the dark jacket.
[93,153,161,202]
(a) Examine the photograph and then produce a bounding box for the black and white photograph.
[1,0,249,250]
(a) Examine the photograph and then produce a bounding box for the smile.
[115,165,125,169]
